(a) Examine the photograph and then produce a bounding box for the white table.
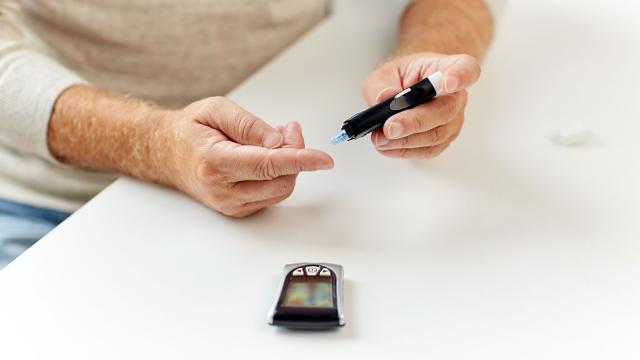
[1,0,640,358]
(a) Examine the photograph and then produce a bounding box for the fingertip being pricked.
[297,148,334,171]
[317,156,334,170]
[312,149,334,170]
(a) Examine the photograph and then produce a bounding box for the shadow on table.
[233,201,356,247]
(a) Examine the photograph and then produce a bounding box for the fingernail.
[445,75,460,93]
[376,134,389,146]
[262,131,283,148]
[388,122,404,139]
[313,157,334,170]
[376,87,400,103]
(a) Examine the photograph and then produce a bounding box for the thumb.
[439,54,482,94]
[204,97,283,148]
[375,86,403,104]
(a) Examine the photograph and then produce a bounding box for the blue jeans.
[0,199,70,270]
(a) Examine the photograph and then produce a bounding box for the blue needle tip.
[330,130,348,145]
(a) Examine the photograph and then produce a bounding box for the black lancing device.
[331,71,444,144]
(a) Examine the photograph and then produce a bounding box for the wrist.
[394,0,493,59]
[147,107,183,189]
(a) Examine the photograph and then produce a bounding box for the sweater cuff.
[0,50,85,163]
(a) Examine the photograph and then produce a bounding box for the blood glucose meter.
[268,263,345,329]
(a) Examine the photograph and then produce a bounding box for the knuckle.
[208,189,231,207]
[236,112,258,142]
[194,151,227,182]
[200,96,226,114]
[408,111,425,132]
[256,153,279,180]
[195,161,214,182]
[401,135,410,148]
[428,125,448,144]
[193,151,213,179]
[207,96,226,107]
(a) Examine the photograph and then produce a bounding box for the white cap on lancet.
[427,71,444,96]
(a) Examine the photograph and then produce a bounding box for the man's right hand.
[48,86,333,218]
[160,97,333,218]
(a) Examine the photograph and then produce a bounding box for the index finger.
[383,91,466,139]
[217,142,334,181]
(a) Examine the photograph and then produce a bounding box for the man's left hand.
[361,52,481,159]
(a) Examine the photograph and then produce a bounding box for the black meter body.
[268,263,345,329]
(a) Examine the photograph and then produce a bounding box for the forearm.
[395,0,494,58]
[47,85,175,187]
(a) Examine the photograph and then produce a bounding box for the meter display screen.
[269,264,344,328]
[281,279,333,308]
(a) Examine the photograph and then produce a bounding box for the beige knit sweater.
[0,0,328,212]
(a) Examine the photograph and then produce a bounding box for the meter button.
[319,268,331,277]
[305,266,320,276]
[292,268,304,276]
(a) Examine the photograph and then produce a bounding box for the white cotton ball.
[552,123,592,146]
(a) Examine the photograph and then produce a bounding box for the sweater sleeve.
[0,1,85,163]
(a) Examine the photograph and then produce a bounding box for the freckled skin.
[48,90,333,218]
